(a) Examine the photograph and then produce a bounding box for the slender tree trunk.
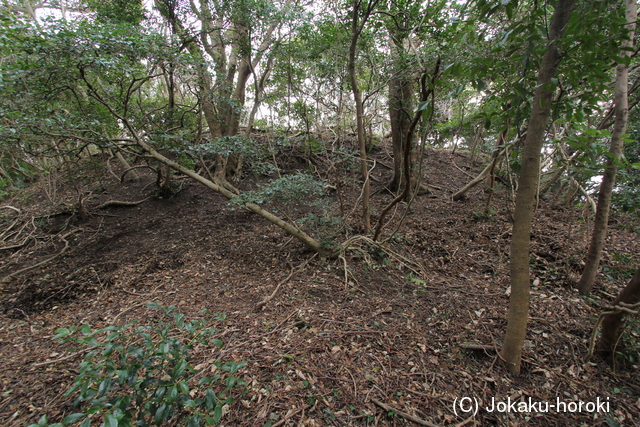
[373,64,439,241]
[452,145,509,201]
[596,266,640,362]
[470,123,483,165]
[501,0,576,374]
[348,0,379,231]
[577,0,637,294]
[485,124,509,213]
[246,55,274,135]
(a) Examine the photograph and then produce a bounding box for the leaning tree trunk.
[501,0,576,374]
[82,72,334,258]
[577,0,637,295]
[596,266,640,362]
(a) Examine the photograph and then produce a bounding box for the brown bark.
[596,266,640,362]
[388,40,415,193]
[577,0,637,294]
[485,124,509,213]
[373,63,439,241]
[246,55,274,136]
[156,0,280,181]
[501,0,576,374]
[452,144,509,201]
[469,123,483,165]
[348,0,379,231]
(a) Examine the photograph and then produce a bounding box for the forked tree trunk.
[577,0,637,294]
[596,266,640,362]
[156,0,280,182]
[388,33,415,193]
[501,0,576,374]
[246,55,274,135]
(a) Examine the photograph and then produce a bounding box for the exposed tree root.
[0,205,21,214]
[340,235,425,280]
[255,255,317,311]
[585,301,640,362]
[95,197,152,210]
[119,165,154,183]
[2,229,80,282]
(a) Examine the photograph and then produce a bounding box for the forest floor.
[0,139,639,427]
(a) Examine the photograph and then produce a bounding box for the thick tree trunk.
[388,43,414,193]
[501,0,576,374]
[596,266,640,362]
[577,0,637,294]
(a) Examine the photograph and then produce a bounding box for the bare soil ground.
[1,141,639,426]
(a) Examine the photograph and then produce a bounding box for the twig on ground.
[270,405,309,427]
[450,158,476,179]
[255,254,317,311]
[33,346,97,367]
[0,205,21,214]
[0,236,33,251]
[96,197,152,210]
[2,229,80,282]
[460,343,496,352]
[454,415,477,427]
[112,284,171,323]
[371,398,438,427]
[255,265,295,311]
[0,217,21,240]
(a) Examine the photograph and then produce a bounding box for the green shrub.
[229,172,325,205]
[29,303,246,427]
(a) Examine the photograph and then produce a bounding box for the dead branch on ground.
[255,254,317,311]
[371,398,438,427]
[96,197,152,210]
[1,229,80,282]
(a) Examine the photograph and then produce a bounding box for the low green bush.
[29,303,246,427]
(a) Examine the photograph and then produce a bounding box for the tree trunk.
[388,40,415,193]
[348,0,379,232]
[596,266,640,362]
[156,0,280,181]
[469,123,483,165]
[485,125,509,213]
[114,150,139,182]
[452,145,509,201]
[246,55,274,136]
[577,0,637,294]
[501,0,576,374]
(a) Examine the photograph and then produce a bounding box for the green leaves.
[61,413,85,424]
[38,305,243,426]
[230,173,326,206]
